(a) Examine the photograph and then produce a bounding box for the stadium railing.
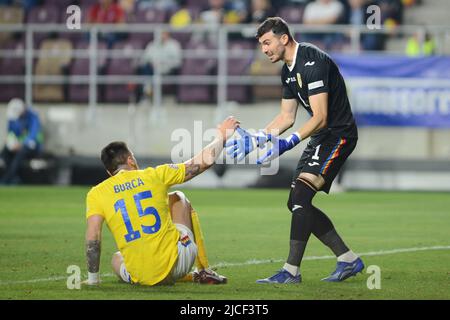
[0,23,449,121]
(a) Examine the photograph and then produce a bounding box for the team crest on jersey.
[180,235,192,247]
[296,73,302,88]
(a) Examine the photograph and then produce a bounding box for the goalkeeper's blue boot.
[321,257,365,282]
[256,269,301,284]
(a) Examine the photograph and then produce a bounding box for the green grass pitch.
[0,187,449,300]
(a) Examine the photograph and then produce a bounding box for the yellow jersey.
[86,163,186,286]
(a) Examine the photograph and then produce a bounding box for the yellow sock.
[191,210,209,270]
[177,273,193,282]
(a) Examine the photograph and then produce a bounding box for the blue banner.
[332,54,450,128]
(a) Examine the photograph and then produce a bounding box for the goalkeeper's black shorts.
[292,134,357,193]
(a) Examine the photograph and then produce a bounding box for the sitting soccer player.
[83,116,239,286]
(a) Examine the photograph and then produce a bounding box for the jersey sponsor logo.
[169,164,179,170]
[304,61,315,66]
[308,80,324,90]
[113,178,145,193]
[308,161,320,167]
[296,73,302,88]
[292,204,303,211]
[285,76,296,84]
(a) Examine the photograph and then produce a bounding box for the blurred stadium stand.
[0,0,449,190]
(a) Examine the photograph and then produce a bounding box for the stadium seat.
[104,39,144,103]
[249,48,282,101]
[78,0,98,8]
[68,40,108,103]
[186,0,209,10]
[177,41,217,103]
[43,0,75,10]
[27,5,61,24]
[129,32,154,48]
[278,5,304,24]
[0,5,24,24]
[227,40,254,104]
[129,7,167,24]
[170,31,192,49]
[127,8,168,44]
[33,39,73,102]
[26,5,61,49]
[0,40,25,102]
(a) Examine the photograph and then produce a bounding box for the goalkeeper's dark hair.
[256,17,293,42]
[101,141,131,174]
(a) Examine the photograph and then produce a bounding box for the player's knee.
[287,187,294,212]
[111,251,123,274]
[171,190,192,210]
[170,190,186,203]
[289,179,317,214]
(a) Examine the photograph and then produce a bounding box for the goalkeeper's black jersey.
[281,42,358,143]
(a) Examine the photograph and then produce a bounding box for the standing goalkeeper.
[227,17,364,283]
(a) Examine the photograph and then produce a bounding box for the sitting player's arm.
[84,214,104,285]
[184,116,239,182]
[263,98,298,137]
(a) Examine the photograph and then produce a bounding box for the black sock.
[312,206,349,257]
[286,179,317,268]
[311,206,335,236]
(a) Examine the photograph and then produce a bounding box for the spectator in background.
[136,31,182,101]
[347,0,366,26]
[199,0,227,25]
[198,0,247,25]
[223,0,247,25]
[88,0,126,48]
[359,0,404,51]
[239,0,275,41]
[303,0,344,25]
[405,30,436,56]
[244,0,276,24]
[195,0,247,42]
[170,0,195,28]
[119,0,136,21]
[0,0,40,14]
[302,0,345,50]
[347,0,386,51]
[136,0,178,11]
[378,0,403,26]
[0,98,43,185]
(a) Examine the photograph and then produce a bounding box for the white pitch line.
[1,245,449,286]
[212,245,450,268]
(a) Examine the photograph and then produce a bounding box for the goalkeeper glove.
[225,127,271,161]
[257,132,301,164]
